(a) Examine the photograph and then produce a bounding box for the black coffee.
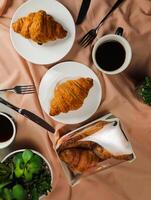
[0,114,13,142]
[95,41,126,71]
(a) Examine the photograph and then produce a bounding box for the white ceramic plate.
[39,61,102,124]
[10,0,75,65]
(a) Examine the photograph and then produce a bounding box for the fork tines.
[17,85,35,94]
[79,30,96,47]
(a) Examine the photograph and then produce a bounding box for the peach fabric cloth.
[0,0,151,200]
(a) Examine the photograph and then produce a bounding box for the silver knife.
[0,97,55,133]
[76,0,91,25]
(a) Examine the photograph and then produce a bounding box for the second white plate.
[39,61,102,124]
[10,0,75,65]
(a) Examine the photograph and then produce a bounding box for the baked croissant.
[50,77,93,116]
[59,149,100,174]
[12,10,67,44]
[93,145,133,161]
[59,144,133,174]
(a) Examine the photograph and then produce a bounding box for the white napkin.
[81,121,134,155]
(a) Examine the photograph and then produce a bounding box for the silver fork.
[79,0,124,47]
[0,85,35,94]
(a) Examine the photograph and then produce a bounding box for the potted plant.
[0,149,53,200]
[137,76,151,105]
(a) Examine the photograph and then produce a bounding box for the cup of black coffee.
[0,112,16,149]
[92,27,132,75]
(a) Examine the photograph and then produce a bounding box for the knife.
[0,97,55,133]
[76,0,91,25]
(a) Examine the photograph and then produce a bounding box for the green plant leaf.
[22,149,33,164]
[24,168,33,181]
[31,188,39,200]
[12,184,27,200]
[3,188,12,200]
[32,170,52,197]
[13,153,25,178]
[145,77,151,87]
[0,163,12,182]
[0,181,12,190]
[8,162,14,180]
[138,76,151,105]
[27,155,42,174]
[13,153,24,169]
[14,166,24,178]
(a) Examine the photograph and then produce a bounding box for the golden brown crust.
[50,77,93,116]
[59,149,100,174]
[59,143,133,174]
[12,10,67,44]
[113,154,134,161]
[93,144,133,161]
[93,145,112,160]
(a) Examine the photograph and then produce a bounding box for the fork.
[79,0,124,47]
[0,85,35,94]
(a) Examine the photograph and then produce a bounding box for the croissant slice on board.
[61,141,95,150]
[59,144,133,174]
[93,145,133,161]
[59,149,100,174]
[50,77,93,116]
[57,141,96,154]
[93,145,113,160]
[12,10,67,44]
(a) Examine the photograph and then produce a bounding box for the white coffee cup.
[92,27,132,75]
[0,112,16,149]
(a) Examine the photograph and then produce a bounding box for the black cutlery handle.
[21,109,55,133]
[0,97,19,112]
[76,0,91,25]
[96,0,124,29]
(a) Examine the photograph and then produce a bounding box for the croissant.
[59,149,100,174]
[50,77,93,116]
[12,10,67,44]
[93,145,133,161]
[59,144,133,174]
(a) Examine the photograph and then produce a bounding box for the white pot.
[2,149,53,199]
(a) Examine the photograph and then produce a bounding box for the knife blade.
[0,97,55,133]
[76,0,91,25]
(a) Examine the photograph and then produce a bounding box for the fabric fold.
[0,0,7,16]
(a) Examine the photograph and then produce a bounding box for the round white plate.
[10,0,75,65]
[39,62,102,124]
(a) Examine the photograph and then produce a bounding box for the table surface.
[0,0,151,200]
